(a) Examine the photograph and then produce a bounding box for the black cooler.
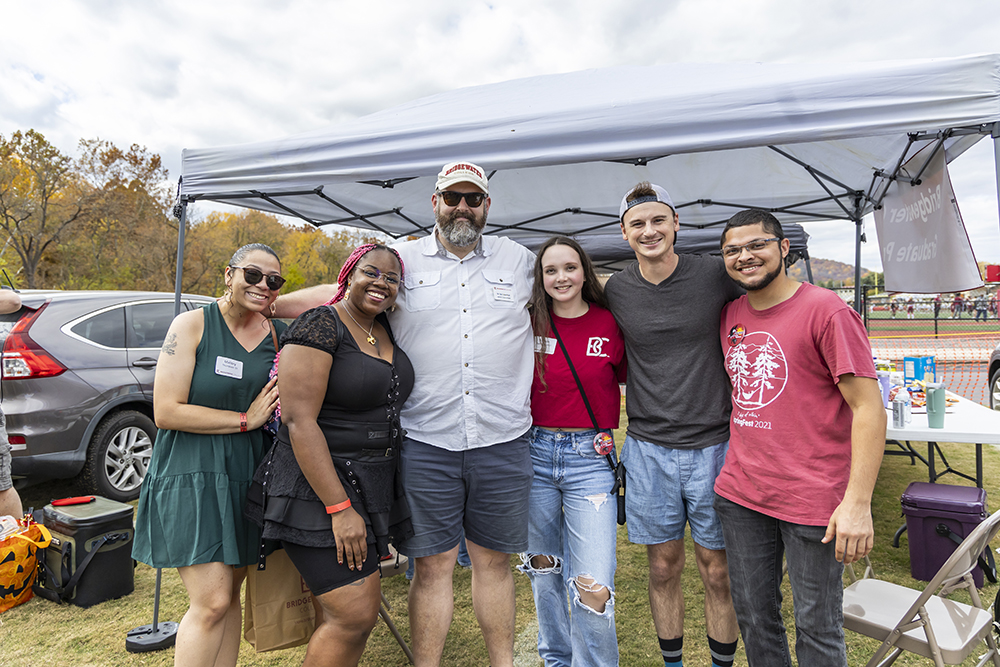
[33,496,135,607]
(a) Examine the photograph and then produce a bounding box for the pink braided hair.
[331,243,405,305]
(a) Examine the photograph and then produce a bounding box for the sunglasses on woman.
[230,266,286,291]
[437,190,486,208]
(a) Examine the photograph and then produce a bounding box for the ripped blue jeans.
[519,427,618,667]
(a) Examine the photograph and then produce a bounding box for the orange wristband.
[325,499,351,514]
[239,412,247,432]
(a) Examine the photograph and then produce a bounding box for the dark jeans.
[714,495,847,667]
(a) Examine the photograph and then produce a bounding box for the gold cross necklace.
[342,303,377,346]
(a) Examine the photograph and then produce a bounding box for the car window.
[128,302,177,349]
[70,307,126,348]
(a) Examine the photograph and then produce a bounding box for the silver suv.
[2,290,212,501]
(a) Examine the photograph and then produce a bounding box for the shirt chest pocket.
[402,271,441,312]
[482,269,517,309]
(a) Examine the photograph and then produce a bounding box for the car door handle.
[132,358,158,368]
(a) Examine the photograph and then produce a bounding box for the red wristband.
[325,499,351,514]
[239,412,247,433]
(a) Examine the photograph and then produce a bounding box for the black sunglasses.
[230,266,286,291]
[438,190,486,208]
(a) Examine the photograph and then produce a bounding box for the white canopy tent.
[178,54,1000,307]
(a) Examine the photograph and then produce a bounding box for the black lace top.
[246,306,414,552]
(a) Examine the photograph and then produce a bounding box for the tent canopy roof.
[180,54,1000,241]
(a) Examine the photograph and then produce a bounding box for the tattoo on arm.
[162,333,178,356]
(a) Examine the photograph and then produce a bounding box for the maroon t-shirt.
[715,283,877,526]
[531,305,626,430]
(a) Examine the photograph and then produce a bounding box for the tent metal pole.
[805,257,814,285]
[993,123,1000,234]
[853,218,863,313]
[852,194,864,314]
[173,199,188,317]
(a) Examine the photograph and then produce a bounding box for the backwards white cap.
[619,183,675,219]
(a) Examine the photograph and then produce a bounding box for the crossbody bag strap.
[548,316,616,475]
[268,319,279,351]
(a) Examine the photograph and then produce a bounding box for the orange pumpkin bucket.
[0,516,52,613]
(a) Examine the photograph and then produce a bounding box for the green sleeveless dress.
[132,302,285,569]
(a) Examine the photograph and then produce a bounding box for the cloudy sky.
[1,0,998,271]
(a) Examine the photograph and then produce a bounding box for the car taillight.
[2,303,66,379]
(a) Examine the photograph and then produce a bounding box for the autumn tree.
[44,139,178,290]
[183,209,299,296]
[0,130,95,287]
[0,128,382,294]
[182,210,378,296]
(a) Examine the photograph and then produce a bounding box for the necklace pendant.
[367,335,377,346]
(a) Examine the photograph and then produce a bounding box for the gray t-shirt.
[605,254,742,449]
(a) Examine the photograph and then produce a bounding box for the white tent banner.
[874,148,983,293]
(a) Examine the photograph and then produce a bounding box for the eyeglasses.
[230,266,286,291]
[359,267,400,286]
[721,237,781,258]
[437,190,486,208]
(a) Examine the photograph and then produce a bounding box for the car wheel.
[992,369,1000,411]
[80,410,156,502]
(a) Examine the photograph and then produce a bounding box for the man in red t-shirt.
[713,209,885,667]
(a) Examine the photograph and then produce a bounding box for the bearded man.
[389,161,536,667]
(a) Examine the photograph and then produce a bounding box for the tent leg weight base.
[125,621,179,653]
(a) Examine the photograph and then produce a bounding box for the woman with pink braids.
[246,243,414,667]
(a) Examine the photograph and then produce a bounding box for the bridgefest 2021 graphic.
[726,331,788,412]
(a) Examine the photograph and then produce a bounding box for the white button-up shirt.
[390,233,535,451]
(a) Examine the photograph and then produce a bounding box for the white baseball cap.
[620,183,675,220]
[436,161,489,193]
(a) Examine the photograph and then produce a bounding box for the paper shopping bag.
[243,548,316,652]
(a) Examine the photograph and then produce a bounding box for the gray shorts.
[398,433,533,558]
[621,435,728,550]
[0,413,11,491]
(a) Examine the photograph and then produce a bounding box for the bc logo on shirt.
[586,337,610,358]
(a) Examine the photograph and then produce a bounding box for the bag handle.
[34,532,129,603]
[268,320,279,351]
[548,317,627,526]
[548,316,617,475]
[935,523,998,584]
[8,522,52,549]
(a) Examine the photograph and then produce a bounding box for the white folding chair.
[846,554,876,584]
[843,508,1000,667]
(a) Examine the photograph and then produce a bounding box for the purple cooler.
[901,482,988,587]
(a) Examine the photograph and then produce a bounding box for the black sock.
[659,636,683,666]
[708,636,738,667]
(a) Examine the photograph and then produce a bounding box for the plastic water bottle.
[892,393,906,428]
[901,388,912,423]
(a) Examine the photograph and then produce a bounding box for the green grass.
[4,428,1000,665]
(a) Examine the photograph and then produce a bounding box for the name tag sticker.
[215,356,244,380]
[492,284,514,302]
[534,336,557,355]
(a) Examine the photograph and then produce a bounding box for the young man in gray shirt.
[604,182,740,667]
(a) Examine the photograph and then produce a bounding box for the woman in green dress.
[133,243,288,667]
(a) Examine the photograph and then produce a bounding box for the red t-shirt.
[531,305,626,430]
[715,283,877,526]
